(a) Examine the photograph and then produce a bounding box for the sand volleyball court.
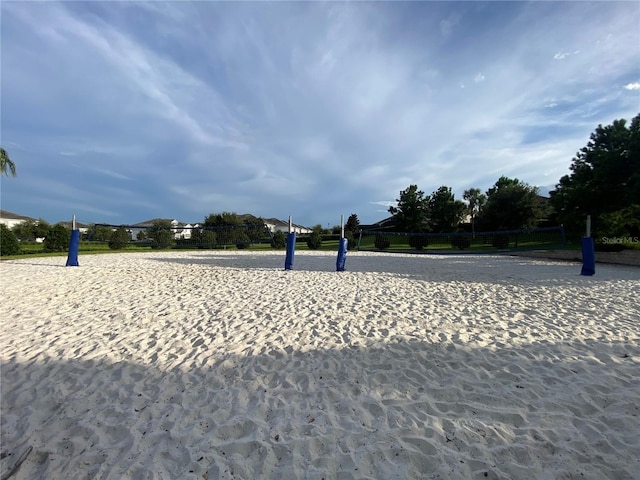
[1,250,639,479]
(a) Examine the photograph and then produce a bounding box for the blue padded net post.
[580,237,595,276]
[285,232,296,270]
[66,229,80,267]
[336,237,348,271]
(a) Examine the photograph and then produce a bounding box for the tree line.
[385,113,639,245]
[387,177,548,234]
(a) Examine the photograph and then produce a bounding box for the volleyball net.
[92,223,273,249]
[357,226,566,254]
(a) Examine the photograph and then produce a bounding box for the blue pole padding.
[336,237,348,272]
[66,229,80,267]
[285,232,296,270]
[580,237,595,276]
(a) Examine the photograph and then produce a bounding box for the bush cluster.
[408,235,428,250]
[43,224,70,252]
[1,224,20,256]
[451,235,472,250]
[374,235,391,250]
[109,227,131,250]
[271,230,286,249]
[306,232,322,250]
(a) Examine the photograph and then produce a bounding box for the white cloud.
[1,1,638,227]
[440,12,461,38]
[369,201,395,208]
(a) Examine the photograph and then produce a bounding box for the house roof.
[131,218,179,227]
[264,217,311,229]
[0,209,35,221]
[361,216,398,230]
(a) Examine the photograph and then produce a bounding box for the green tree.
[345,214,360,237]
[204,212,242,227]
[463,188,486,236]
[271,230,286,249]
[109,227,131,250]
[43,224,71,252]
[1,224,20,255]
[242,215,268,244]
[86,224,114,242]
[428,186,467,233]
[192,229,217,248]
[388,185,430,232]
[481,177,541,231]
[550,113,640,239]
[203,212,253,246]
[344,213,360,250]
[136,230,146,241]
[11,219,50,241]
[306,230,322,250]
[148,220,173,249]
[0,147,16,177]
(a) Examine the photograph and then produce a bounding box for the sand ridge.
[1,251,639,479]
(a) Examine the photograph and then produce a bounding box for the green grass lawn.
[1,236,585,261]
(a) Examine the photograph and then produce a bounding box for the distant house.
[128,219,200,241]
[263,218,313,235]
[0,210,35,230]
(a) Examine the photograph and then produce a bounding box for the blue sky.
[1,1,639,228]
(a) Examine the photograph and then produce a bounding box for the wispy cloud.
[1,1,638,226]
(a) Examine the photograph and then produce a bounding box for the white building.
[0,210,34,230]
[128,219,200,241]
[263,218,313,234]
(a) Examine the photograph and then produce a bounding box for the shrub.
[192,230,217,249]
[109,227,131,250]
[148,221,173,250]
[408,234,428,250]
[451,235,472,250]
[306,232,322,250]
[43,224,71,252]
[1,224,20,256]
[374,235,391,250]
[236,232,251,249]
[492,234,510,249]
[344,231,357,250]
[271,230,286,249]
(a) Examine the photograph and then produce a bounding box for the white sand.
[1,251,639,480]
